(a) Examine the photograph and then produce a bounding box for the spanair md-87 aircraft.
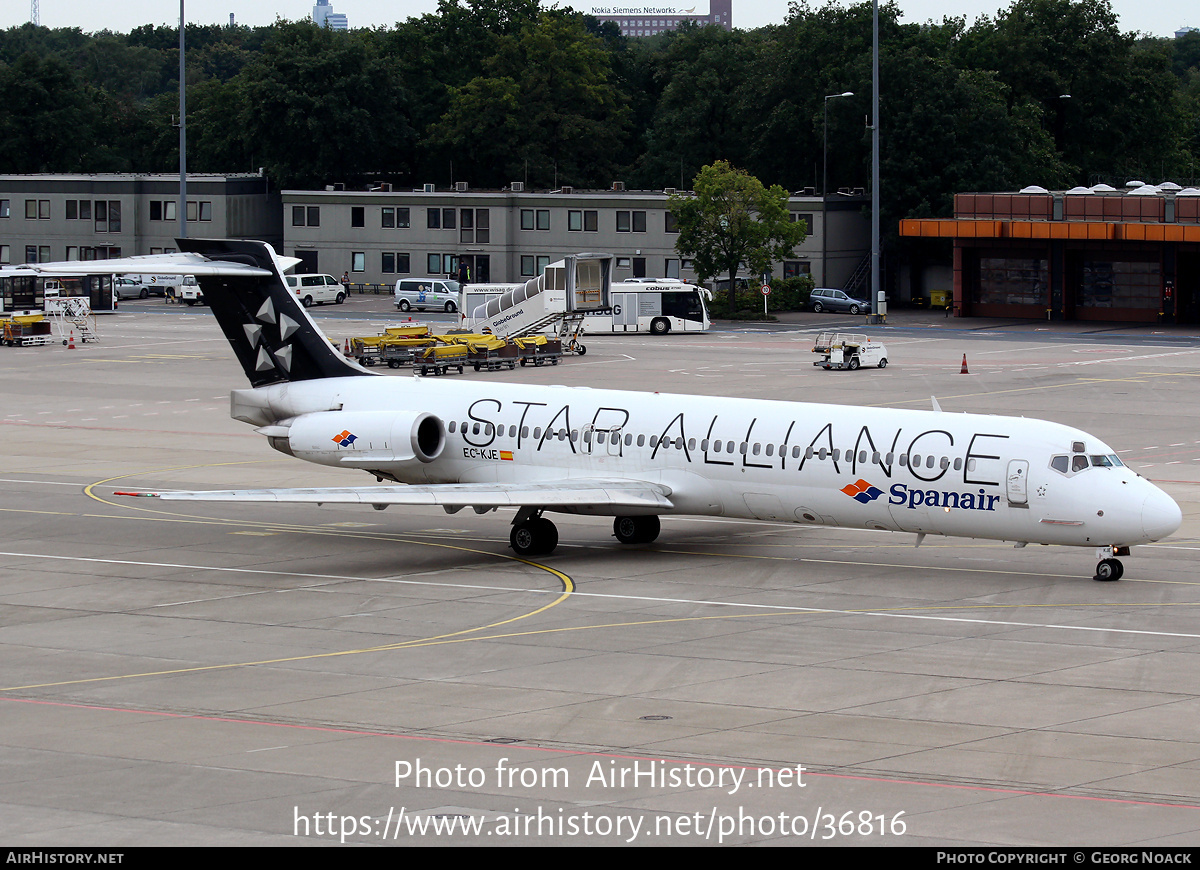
[48,240,1178,582]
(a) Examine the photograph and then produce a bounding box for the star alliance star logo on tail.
[841,479,883,504]
[332,429,357,447]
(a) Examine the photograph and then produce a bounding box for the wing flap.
[116,479,674,510]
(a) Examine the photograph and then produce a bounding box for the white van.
[285,274,346,307]
[394,278,460,313]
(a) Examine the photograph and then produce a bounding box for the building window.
[536,209,550,231]
[25,245,37,262]
[382,208,395,229]
[665,258,680,279]
[93,201,121,233]
[520,255,535,277]
[537,255,550,274]
[427,208,441,229]
[149,201,162,221]
[0,200,9,218]
[665,211,679,233]
[616,257,631,268]
[351,207,364,228]
[568,210,582,231]
[352,252,365,272]
[783,261,811,279]
[66,246,78,259]
[66,200,78,220]
[397,208,410,228]
[442,208,455,230]
[616,210,648,232]
[521,209,535,231]
[381,252,411,274]
[427,253,458,274]
[292,205,319,227]
[186,201,198,222]
[0,245,7,264]
[39,245,51,262]
[199,201,213,221]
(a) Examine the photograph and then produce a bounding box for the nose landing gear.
[1094,546,1129,582]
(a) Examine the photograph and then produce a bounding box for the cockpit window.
[1090,454,1122,467]
[1051,452,1125,477]
[1051,455,1069,474]
[1071,455,1089,473]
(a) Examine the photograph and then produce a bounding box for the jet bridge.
[467,253,612,343]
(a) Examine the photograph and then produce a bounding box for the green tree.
[669,160,807,311]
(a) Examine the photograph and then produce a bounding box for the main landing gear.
[508,511,664,556]
[1094,546,1130,582]
[613,515,660,545]
[509,509,559,557]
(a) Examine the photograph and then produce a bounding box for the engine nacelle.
[279,410,445,470]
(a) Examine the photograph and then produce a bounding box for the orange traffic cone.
[960,354,969,374]
[343,338,351,356]
[68,330,76,350]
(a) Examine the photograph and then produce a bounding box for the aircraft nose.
[1141,487,1182,541]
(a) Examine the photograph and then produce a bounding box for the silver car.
[810,287,871,314]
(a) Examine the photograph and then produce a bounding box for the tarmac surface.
[3,298,1200,846]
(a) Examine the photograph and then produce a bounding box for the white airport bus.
[459,278,711,336]
[592,279,711,334]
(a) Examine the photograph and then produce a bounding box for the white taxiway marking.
[0,550,1196,642]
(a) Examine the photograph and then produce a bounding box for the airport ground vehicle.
[286,274,346,307]
[812,333,888,370]
[810,287,872,314]
[395,278,461,312]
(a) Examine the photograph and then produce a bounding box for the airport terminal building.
[901,184,1200,323]
[0,173,282,265]
[280,183,870,289]
[0,174,869,291]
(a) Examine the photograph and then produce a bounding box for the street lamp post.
[822,91,853,289]
[822,91,854,197]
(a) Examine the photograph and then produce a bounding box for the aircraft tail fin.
[177,239,368,388]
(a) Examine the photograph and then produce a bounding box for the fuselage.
[234,375,1182,550]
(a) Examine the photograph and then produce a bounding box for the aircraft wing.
[5,251,302,277]
[115,479,674,511]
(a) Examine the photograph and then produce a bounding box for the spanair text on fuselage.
[248,375,1177,551]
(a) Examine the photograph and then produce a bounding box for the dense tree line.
[1,0,1197,236]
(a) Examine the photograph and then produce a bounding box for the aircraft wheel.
[510,517,558,556]
[1094,558,1124,582]
[878,358,888,368]
[613,515,660,545]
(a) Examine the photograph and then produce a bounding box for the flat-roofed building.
[0,173,281,266]
[900,184,1200,323]
[282,183,870,290]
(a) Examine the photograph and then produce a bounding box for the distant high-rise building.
[313,0,349,30]
[588,0,732,36]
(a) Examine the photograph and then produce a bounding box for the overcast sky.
[8,0,1194,41]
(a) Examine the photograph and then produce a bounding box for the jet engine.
[267,410,446,471]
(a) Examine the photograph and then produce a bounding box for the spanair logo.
[332,430,357,447]
[841,479,883,504]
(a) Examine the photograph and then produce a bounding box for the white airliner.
[65,240,1177,582]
